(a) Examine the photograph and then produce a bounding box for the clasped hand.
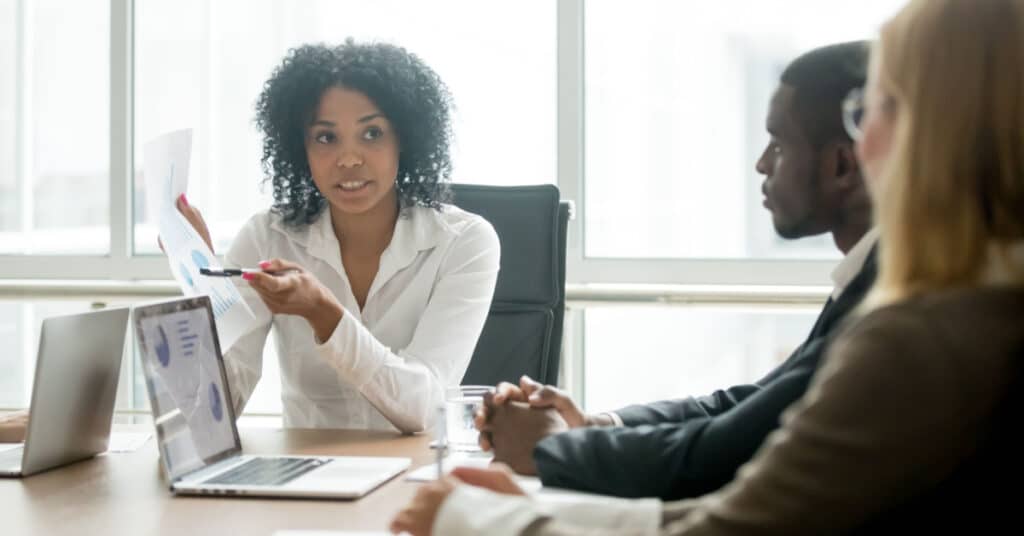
[473,375,596,475]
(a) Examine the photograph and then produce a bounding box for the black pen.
[199,267,299,277]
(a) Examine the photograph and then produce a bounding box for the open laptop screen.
[134,296,241,482]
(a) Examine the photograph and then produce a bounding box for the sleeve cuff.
[605,412,624,427]
[534,493,661,533]
[435,485,548,536]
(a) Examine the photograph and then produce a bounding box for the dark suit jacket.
[522,285,1024,536]
[533,248,878,500]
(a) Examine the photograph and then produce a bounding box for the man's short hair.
[780,41,869,147]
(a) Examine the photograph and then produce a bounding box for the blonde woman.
[391,0,1024,533]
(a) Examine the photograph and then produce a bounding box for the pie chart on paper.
[191,250,210,270]
[156,325,171,367]
[209,382,223,422]
[179,264,194,289]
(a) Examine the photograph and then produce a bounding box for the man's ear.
[821,140,860,190]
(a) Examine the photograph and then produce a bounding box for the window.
[0,0,110,255]
[0,298,285,425]
[2,1,904,418]
[583,0,900,260]
[583,305,817,412]
[0,301,121,409]
[133,0,557,254]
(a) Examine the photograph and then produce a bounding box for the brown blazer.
[529,286,1024,535]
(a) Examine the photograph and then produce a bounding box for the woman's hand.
[389,465,526,536]
[159,194,214,253]
[450,464,527,496]
[244,258,344,342]
[390,476,458,536]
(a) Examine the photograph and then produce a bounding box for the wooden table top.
[1,426,434,536]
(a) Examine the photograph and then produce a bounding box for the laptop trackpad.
[296,457,408,488]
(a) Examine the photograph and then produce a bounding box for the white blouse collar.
[268,205,455,279]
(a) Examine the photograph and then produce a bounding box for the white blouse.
[222,204,500,433]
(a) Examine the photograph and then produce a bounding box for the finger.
[450,466,504,486]
[519,375,544,397]
[493,382,526,405]
[473,406,488,429]
[489,461,512,473]
[258,258,304,274]
[474,408,495,434]
[176,194,215,253]
[176,195,201,226]
[528,385,571,410]
[525,386,562,409]
[477,430,493,452]
[482,391,497,410]
[450,466,525,495]
[477,393,497,424]
[246,270,287,293]
[389,511,412,534]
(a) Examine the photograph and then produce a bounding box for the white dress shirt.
[222,204,500,433]
[829,227,879,300]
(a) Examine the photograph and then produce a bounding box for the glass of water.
[444,385,495,451]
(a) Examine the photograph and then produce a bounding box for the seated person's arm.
[0,410,28,443]
[391,466,661,536]
[614,340,817,426]
[533,358,819,500]
[480,341,823,494]
[613,384,763,427]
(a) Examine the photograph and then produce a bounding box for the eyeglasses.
[842,87,865,141]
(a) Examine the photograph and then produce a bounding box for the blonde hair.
[867,0,1024,307]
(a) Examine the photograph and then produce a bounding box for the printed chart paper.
[143,129,255,350]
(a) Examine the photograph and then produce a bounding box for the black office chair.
[450,184,570,387]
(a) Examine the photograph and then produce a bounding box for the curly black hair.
[254,40,454,226]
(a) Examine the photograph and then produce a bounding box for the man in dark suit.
[475,41,877,501]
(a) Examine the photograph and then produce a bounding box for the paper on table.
[0,443,22,454]
[143,129,256,350]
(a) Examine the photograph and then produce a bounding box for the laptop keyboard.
[203,457,330,487]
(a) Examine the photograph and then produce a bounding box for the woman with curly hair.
[176,40,500,433]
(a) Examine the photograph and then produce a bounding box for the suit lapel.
[810,246,879,338]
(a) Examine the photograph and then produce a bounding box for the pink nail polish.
[259,260,271,269]
[179,193,189,207]
[242,272,253,281]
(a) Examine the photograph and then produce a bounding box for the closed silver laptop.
[133,296,410,499]
[0,307,130,477]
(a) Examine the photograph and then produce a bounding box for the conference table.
[2,426,436,535]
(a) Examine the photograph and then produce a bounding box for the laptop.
[133,296,411,499]
[0,307,131,477]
